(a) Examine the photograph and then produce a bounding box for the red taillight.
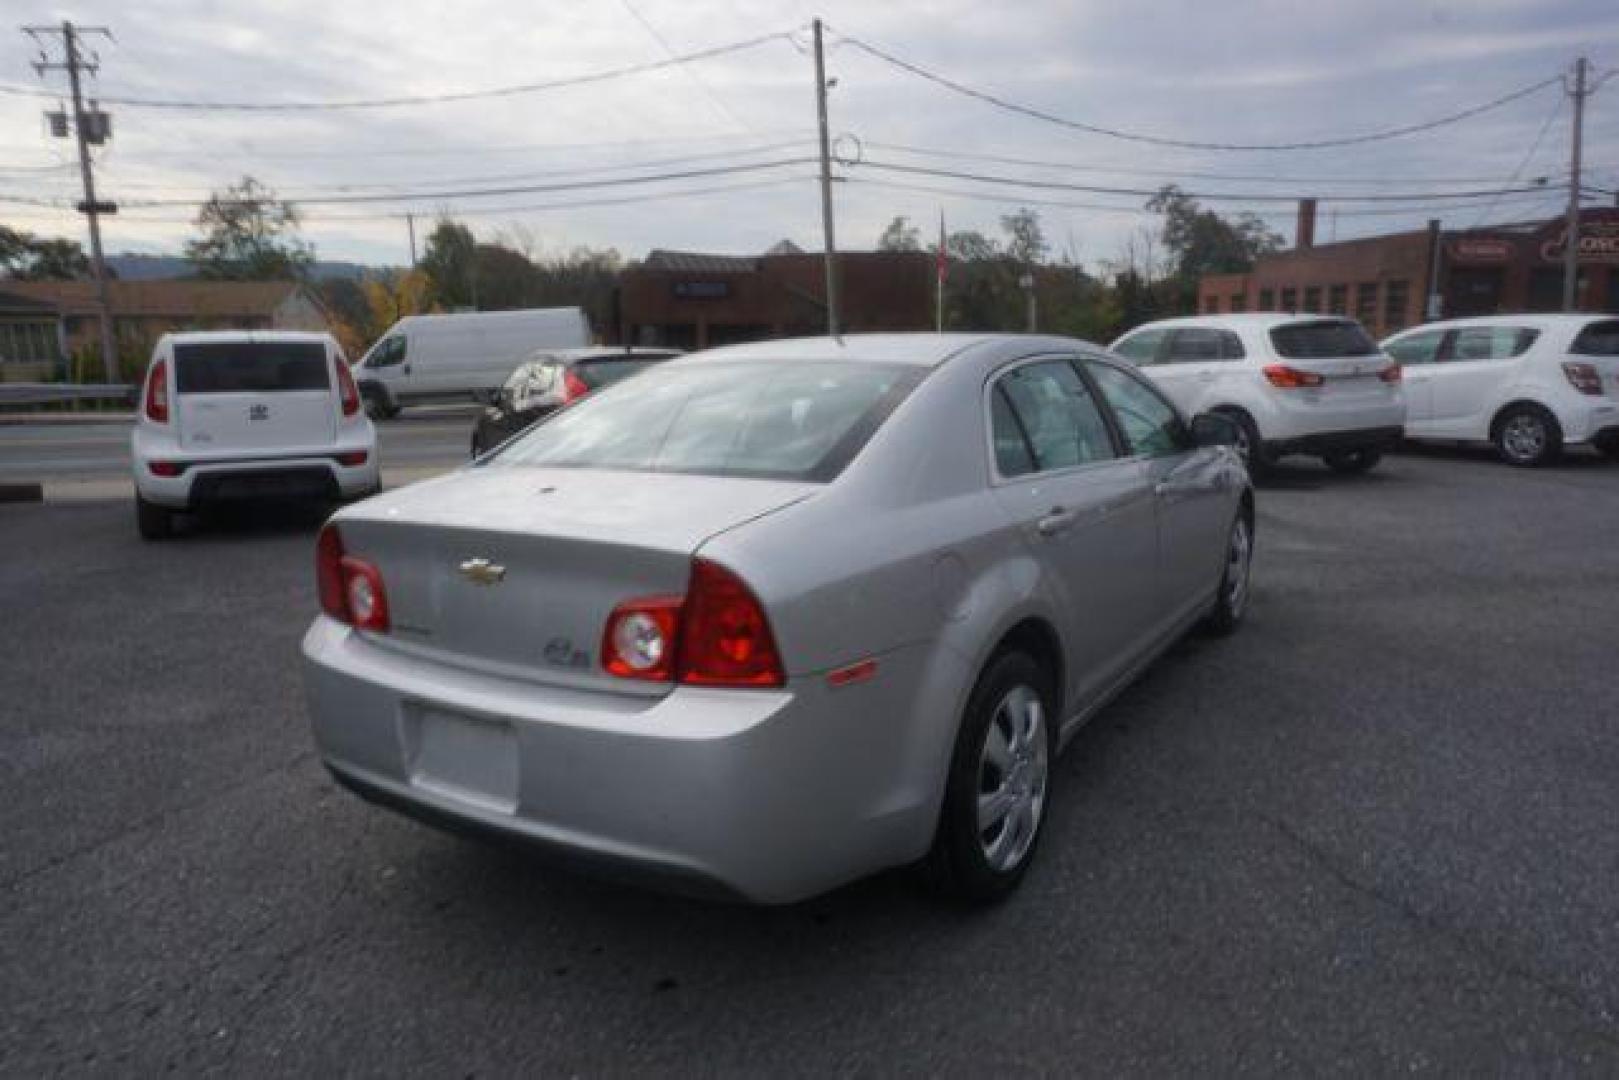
[316,525,389,632]
[336,358,360,416]
[147,461,186,477]
[599,559,785,688]
[1262,364,1325,389]
[562,368,590,402]
[1563,361,1603,396]
[335,450,369,467]
[678,559,784,688]
[601,596,682,681]
[144,360,169,423]
[1378,364,1403,384]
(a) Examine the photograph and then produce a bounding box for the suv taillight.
[1563,361,1603,396]
[600,559,785,688]
[1378,364,1402,383]
[336,358,361,416]
[1262,364,1325,389]
[561,368,590,403]
[316,525,390,632]
[144,360,169,423]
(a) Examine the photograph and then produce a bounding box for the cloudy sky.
[2,0,1616,272]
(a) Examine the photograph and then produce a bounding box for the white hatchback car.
[1112,314,1406,474]
[132,331,380,538]
[1381,315,1619,467]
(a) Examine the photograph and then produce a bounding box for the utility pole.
[1563,56,1587,313]
[405,213,417,266]
[26,21,117,383]
[812,19,840,338]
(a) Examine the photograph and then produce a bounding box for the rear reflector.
[335,450,369,467]
[1262,364,1325,389]
[144,360,169,424]
[147,461,186,477]
[827,658,878,688]
[1563,361,1603,396]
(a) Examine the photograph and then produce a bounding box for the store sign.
[672,281,730,300]
[1539,217,1619,265]
[1449,237,1514,262]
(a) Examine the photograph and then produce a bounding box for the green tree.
[420,217,479,309]
[1147,185,1283,312]
[184,176,314,281]
[0,226,93,280]
[1000,208,1048,266]
[877,215,921,252]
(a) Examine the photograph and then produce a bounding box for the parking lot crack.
[1259,813,1619,1045]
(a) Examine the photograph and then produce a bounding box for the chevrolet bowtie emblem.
[458,557,507,586]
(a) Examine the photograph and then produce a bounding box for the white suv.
[132,331,380,539]
[1111,314,1406,474]
[1382,315,1619,467]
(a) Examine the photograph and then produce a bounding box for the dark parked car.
[470,346,683,455]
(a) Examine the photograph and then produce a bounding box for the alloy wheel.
[1501,414,1547,464]
[1226,516,1252,617]
[976,683,1050,874]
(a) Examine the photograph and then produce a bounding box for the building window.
[1303,286,1322,313]
[1384,280,1410,333]
[1328,284,1348,315]
[1280,287,1297,313]
[1355,283,1378,326]
[1203,295,1220,314]
[1257,288,1274,311]
[1229,293,1247,313]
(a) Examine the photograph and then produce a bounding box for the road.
[3,449,1618,1074]
[0,408,476,484]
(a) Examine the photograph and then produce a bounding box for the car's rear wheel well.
[1489,399,1558,439]
[991,618,1065,721]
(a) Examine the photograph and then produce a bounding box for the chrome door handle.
[1035,507,1077,536]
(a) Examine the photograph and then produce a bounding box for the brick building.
[617,245,934,348]
[1199,205,1619,339]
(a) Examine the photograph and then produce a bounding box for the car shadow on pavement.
[1393,440,1615,470]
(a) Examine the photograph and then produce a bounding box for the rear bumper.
[301,616,937,903]
[1266,425,1404,457]
[1556,400,1619,445]
[135,453,380,509]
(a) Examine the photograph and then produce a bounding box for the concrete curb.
[0,412,133,426]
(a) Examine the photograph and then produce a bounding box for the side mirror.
[1190,412,1240,448]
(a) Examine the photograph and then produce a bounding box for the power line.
[1470,93,1564,227]
[833,28,1563,152]
[851,158,1563,204]
[618,0,751,131]
[0,31,790,111]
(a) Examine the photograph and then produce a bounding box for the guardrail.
[0,382,135,406]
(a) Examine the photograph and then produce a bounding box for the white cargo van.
[354,308,592,418]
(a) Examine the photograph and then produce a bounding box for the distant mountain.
[106,253,389,282]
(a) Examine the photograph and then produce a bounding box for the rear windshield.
[1571,320,1619,357]
[491,360,922,482]
[173,342,330,394]
[574,357,666,390]
[1269,320,1379,359]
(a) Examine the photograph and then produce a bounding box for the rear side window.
[1448,326,1538,361]
[574,358,666,389]
[494,360,920,482]
[173,342,330,394]
[1571,320,1619,357]
[1113,328,1166,364]
[1166,328,1245,362]
[1269,319,1379,359]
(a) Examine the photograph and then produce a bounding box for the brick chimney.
[1296,199,1317,250]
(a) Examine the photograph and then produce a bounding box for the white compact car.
[1382,315,1619,467]
[132,331,380,539]
[1112,314,1406,474]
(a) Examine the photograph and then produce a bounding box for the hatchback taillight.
[561,368,590,403]
[600,559,785,688]
[316,525,389,632]
[336,358,361,416]
[1563,361,1603,396]
[1262,364,1325,389]
[144,360,169,423]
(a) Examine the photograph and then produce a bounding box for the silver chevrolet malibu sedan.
[303,334,1253,903]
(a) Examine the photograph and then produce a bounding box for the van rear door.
[174,340,338,452]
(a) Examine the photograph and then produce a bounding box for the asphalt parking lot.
[3,446,1618,1074]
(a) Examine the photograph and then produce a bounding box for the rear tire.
[1217,408,1268,474]
[925,651,1055,904]
[1493,404,1562,467]
[1322,447,1383,474]
[135,494,175,540]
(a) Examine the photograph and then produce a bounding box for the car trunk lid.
[336,466,816,693]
